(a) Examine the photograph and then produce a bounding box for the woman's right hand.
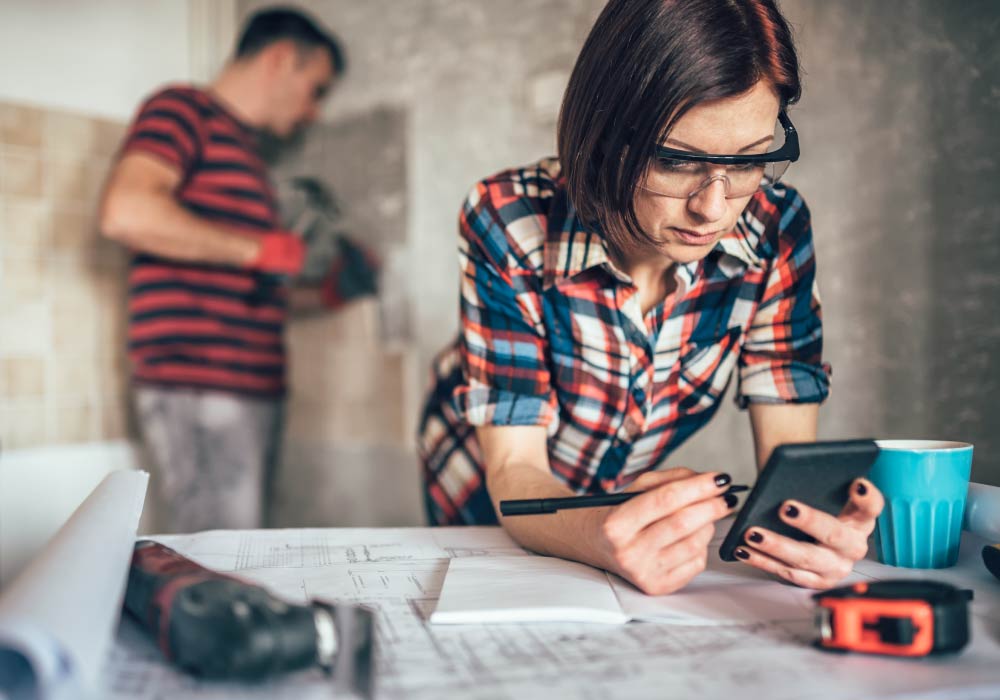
[592,468,739,595]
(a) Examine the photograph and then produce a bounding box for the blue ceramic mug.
[870,440,974,568]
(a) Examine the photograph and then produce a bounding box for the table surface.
[100,525,1000,700]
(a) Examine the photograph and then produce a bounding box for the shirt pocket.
[676,327,742,412]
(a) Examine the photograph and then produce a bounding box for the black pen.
[500,484,749,516]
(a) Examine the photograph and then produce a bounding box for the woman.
[418,0,883,595]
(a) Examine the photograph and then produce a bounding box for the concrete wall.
[240,0,1000,519]
[780,0,1000,485]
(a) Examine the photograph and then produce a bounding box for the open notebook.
[429,536,856,626]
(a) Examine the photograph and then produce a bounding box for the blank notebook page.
[429,555,630,625]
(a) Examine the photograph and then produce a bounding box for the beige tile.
[87,157,112,203]
[94,119,127,156]
[99,353,127,399]
[0,300,50,356]
[97,286,129,353]
[49,265,97,316]
[375,352,407,445]
[286,400,338,441]
[44,111,97,154]
[0,254,47,303]
[46,153,90,202]
[44,154,111,206]
[48,352,101,399]
[46,397,100,444]
[3,356,45,397]
[51,208,96,250]
[101,395,128,439]
[0,399,46,448]
[51,306,100,356]
[0,104,43,148]
[0,198,52,255]
[2,149,44,197]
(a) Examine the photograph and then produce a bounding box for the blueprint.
[101,526,1000,700]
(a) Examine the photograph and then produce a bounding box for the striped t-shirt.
[121,85,287,397]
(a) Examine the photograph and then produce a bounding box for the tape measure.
[813,580,972,657]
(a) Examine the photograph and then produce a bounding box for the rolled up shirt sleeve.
[451,183,559,434]
[737,192,832,407]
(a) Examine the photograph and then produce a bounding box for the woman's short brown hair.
[557,0,801,253]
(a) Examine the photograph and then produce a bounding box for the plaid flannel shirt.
[418,158,830,525]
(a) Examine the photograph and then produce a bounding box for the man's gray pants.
[134,386,285,533]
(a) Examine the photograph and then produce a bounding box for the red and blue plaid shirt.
[418,158,830,525]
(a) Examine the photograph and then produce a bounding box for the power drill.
[124,540,374,694]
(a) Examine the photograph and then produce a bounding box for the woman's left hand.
[733,477,884,589]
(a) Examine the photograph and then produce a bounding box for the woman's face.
[633,80,782,266]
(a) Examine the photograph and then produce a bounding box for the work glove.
[320,236,380,309]
[246,231,307,276]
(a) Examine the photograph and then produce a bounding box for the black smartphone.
[719,439,880,562]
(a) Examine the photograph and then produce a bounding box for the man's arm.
[100,151,305,277]
[748,402,819,470]
[99,152,262,265]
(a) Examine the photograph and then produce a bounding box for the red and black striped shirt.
[121,85,287,397]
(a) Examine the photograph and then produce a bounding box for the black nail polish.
[735,548,750,560]
[715,473,732,487]
[748,531,764,544]
[856,482,868,496]
[784,504,800,519]
[724,493,738,509]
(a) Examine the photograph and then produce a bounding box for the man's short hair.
[235,6,346,75]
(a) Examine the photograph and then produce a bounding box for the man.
[100,8,351,532]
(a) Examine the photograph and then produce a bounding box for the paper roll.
[0,470,148,700]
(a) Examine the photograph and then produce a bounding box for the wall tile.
[2,149,44,197]
[0,300,50,357]
[44,111,98,154]
[374,350,406,445]
[51,307,100,356]
[94,119,126,156]
[46,397,100,444]
[0,254,47,304]
[46,154,90,202]
[101,395,128,440]
[0,198,53,256]
[51,209,95,251]
[48,352,101,400]
[0,101,126,449]
[1,104,44,148]
[0,400,46,449]
[3,356,46,398]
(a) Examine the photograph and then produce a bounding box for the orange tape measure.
[813,580,972,657]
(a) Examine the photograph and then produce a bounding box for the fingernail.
[784,504,800,519]
[735,548,750,560]
[724,493,738,509]
[715,473,732,487]
[856,481,868,496]
[748,530,764,544]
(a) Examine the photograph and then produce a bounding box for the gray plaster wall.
[237,0,1000,524]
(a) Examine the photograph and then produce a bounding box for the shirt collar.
[542,188,763,290]
[542,188,622,290]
